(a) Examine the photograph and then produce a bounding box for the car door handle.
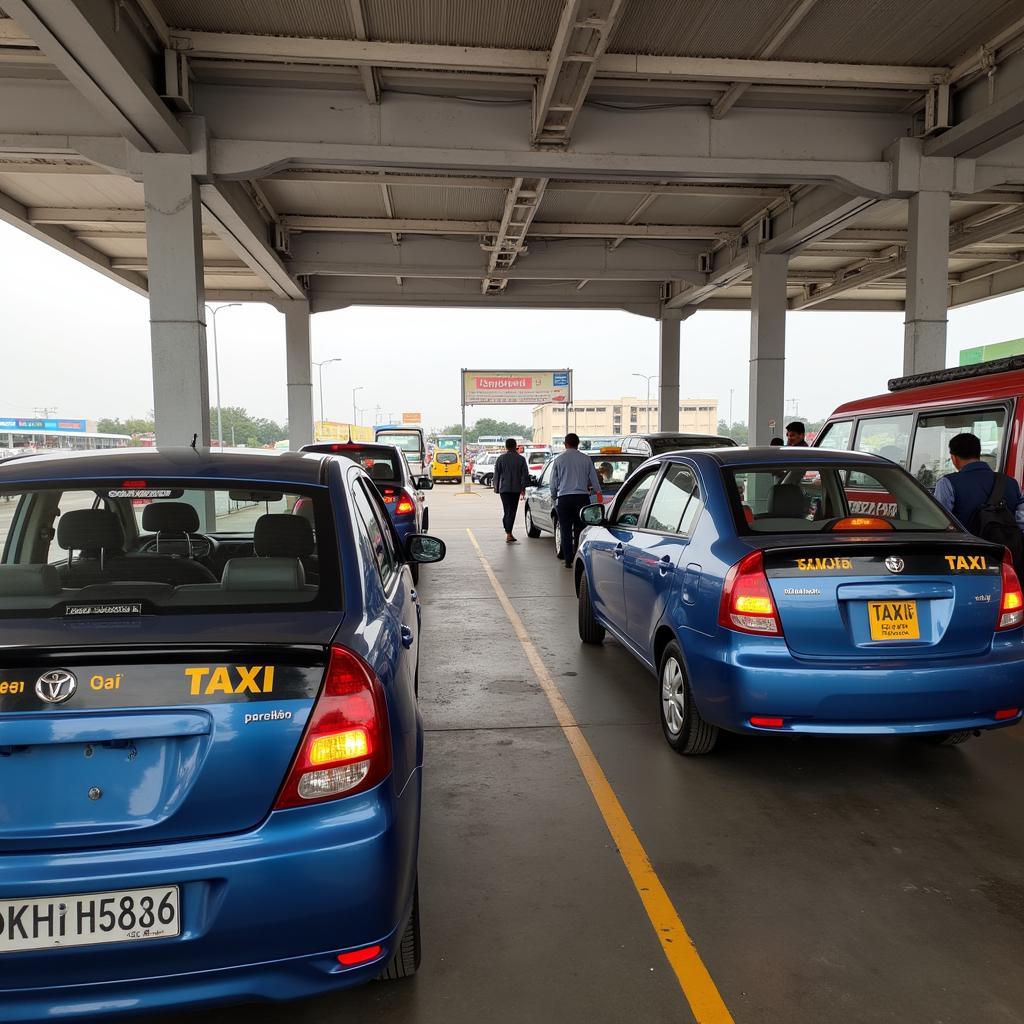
[409,588,418,602]
[400,625,414,649]
[658,556,674,576]
[613,543,624,560]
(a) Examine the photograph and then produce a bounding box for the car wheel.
[379,878,421,980]
[483,474,492,487]
[552,518,562,558]
[578,573,605,645]
[923,729,972,746]
[659,641,718,755]
[525,504,541,538]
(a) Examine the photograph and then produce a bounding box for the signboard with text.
[462,370,572,406]
[0,417,87,433]
[402,412,422,423]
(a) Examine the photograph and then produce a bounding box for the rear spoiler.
[889,354,1024,392]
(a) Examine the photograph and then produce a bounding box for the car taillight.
[997,549,1024,630]
[395,491,416,516]
[718,550,782,636]
[274,646,391,808]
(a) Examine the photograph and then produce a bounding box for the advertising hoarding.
[461,370,571,406]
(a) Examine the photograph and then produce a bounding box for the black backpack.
[968,474,1024,579]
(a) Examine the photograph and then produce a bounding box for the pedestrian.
[769,437,784,446]
[551,432,602,568]
[492,437,529,543]
[934,434,1024,576]
[785,421,808,446]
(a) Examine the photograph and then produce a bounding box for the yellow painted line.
[466,528,735,1024]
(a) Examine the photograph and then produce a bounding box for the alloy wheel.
[661,657,685,736]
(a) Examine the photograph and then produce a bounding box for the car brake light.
[997,549,1024,630]
[749,716,785,728]
[995,708,1020,721]
[274,646,391,808]
[718,550,782,636]
[395,491,416,516]
[832,516,894,531]
[338,944,383,966]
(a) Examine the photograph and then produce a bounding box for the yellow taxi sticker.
[796,557,853,571]
[944,555,987,571]
[185,666,275,696]
[868,600,920,641]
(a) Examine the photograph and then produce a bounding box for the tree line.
[98,407,287,448]
[436,417,533,443]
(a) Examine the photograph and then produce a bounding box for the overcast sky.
[2,219,1021,433]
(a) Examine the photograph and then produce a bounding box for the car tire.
[923,729,972,746]
[552,518,562,558]
[483,474,492,487]
[379,878,421,980]
[578,573,605,645]
[525,504,541,538]
[659,641,718,755]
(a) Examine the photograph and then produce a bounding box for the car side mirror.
[528,474,539,486]
[416,476,434,490]
[580,504,606,526]
[406,534,446,564]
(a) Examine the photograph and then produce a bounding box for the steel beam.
[482,177,548,293]
[3,0,188,153]
[927,83,1024,159]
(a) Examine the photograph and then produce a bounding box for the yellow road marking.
[466,528,735,1024]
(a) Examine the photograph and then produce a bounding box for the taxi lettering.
[185,665,275,696]
[0,680,25,695]
[89,673,122,691]
[944,555,987,571]
[796,557,853,571]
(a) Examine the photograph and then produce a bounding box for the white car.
[471,452,499,486]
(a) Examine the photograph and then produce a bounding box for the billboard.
[0,417,88,433]
[462,370,571,406]
[314,421,374,442]
[402,412,422,423]
[960,338,1024,365]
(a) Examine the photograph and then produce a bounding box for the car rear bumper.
[681,628,1024,735]
[0,774,420,1021]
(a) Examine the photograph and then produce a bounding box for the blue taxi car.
[0,448,445,1019]
[575,447,1024,754]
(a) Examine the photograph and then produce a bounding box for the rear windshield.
[377,432,422,454]
[0,482,339,616]
[591,458,641,488]
[728,464,956,534]
[436,452,458,464]
[329,446,401,482]
[526,451,550,464]
[648,436,735,454]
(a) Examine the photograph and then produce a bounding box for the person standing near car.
[551,432,602,568]
[493,437,529,543]
[785,421,808,446]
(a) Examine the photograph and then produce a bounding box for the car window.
[852,414,912,466]
[909,406,1007,489]
[350,480,397,589]
[591,458,637,488]
[612,467,659,527]
[645,464,703,535]
[816,420,853,450]
[538,461,553,485]
[436,452,458,465]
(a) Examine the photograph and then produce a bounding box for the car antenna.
[190,433,198,450]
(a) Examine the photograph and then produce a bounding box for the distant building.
[0,415,130,451]
[532,397,718,445]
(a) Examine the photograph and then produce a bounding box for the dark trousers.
[556,494,591,565]
[499,492,520,534]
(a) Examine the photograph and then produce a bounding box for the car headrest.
[57,509,125,552]
[292,497,316,526]
[0,564,61,596]
[369,462,393,481]
[142,501,200,534]
[768,483,807,518]
[222,556,307,591]
[253,514,315,557]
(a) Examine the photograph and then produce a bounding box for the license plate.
[868,600,920,641]
[0,885,180,953]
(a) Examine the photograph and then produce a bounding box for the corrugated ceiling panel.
[533,190,643,223]
[365,0,561,48]
[0,173,143,207]
[839,200,908,231]
[641,194,765,226]
[772,0,1020,66]
[156,0,355,38]
[204,273,265,290]
[260,179,387,217]
[388,184,506,220]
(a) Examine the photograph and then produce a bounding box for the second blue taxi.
[574,447,1024,753]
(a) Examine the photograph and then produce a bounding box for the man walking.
[493,437,529,543]
[551,432,602,568]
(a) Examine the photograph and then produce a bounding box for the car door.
[349,475,419,788]
[532,460,555,529]
[623,462,705,652]
[588,465,660,634]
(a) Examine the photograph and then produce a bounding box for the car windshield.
[727,464,956,533]
[328,446,401,483]
[0,481,337,615]
[648,436,735,454]
[377,432,421,454]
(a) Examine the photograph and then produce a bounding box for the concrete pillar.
[749,253,789,446]
[142,154,210,448]
[658,313,681,432]
[283,300,313,449]
[903,190,950,375]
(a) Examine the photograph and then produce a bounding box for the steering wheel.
[138,532,220,559]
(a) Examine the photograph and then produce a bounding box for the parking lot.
[154,483,1024,1024]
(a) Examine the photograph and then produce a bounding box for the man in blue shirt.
[933,432,1024,532]
[550,432,602,568]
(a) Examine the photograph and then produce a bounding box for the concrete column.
[142,154,210,448]
[749,253,789,446]
[283,300,313,449]
[658,313,681,432]
[903,190,950,375]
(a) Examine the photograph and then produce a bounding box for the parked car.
[574,446,1024,755]
[614,432,738,457]
[471,452,499,486]
[0,447,446,1018]
[374,427,426,478]
[301,441,433,582]
[430,448,463,484]
[525,448,648,555]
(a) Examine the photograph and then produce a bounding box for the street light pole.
[632,372,658,433]
[205,303,240,448]
[312,358,342,436]
[352,386,363,428]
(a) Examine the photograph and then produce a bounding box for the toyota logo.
[884,556,905,574]
[35,670,77,705]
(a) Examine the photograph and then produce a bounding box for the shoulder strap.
[988,472,1007,506]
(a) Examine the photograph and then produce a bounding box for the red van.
[814,357,1024,512]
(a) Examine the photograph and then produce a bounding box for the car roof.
[661,446,899,468]
[0,446,328,485]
